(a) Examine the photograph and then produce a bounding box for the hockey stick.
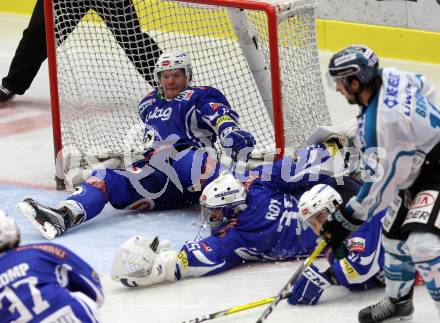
[182,240,326,323]
[181,293,292,323]
[255,239,327,323]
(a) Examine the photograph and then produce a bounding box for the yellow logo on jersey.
[340,258,359,279]
[177,251,189,270]
[215,115,233,127]
[323,141,340,157]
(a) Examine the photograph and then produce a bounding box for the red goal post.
[43,0,330,189]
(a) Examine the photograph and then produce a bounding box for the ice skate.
[16,198,84,240]
[358,296,414,323]
[0,85,15,107]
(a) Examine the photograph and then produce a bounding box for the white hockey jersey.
[347,67,440,221]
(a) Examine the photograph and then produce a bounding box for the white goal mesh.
[46,0,330,185]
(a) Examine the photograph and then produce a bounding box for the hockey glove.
[111,236,177,287]
[320,209,363,249]
[288,264,334,305]
[220,128,256,162]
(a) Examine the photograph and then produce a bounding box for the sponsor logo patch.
[215,115,233,127]
[209,102,225,111]
[161,60,171,67]
[214,188,239,198]
[340,258,359,280]
[347,237,366,253]
[404,190,438,226]
[200,242,212,252]
[383,72,400,109]
[177,251,189,269]
[176,90,194,101]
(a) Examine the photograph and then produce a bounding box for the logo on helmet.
[214,188,240,199]
[161,60,171,67]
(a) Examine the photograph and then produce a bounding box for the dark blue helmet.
[328,45,379,85]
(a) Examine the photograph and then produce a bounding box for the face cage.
[200,200,246,229]
[200,205,228,228]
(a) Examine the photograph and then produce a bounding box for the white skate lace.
[371,298,395,321]
[0,86,11,96]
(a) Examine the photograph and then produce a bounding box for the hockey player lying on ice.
[111,148,386,305]
[16,50,255,240]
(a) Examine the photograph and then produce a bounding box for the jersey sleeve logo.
[209,102,226,111]
[215,115,233,127]
[347,237,366,253]
[138,98,155,114]
[340,258,360,279]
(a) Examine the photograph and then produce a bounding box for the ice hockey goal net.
[44,0,330,189]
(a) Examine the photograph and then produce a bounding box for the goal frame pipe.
[181,0,285,157]
[46,0,285,169]
[44,0,64,186]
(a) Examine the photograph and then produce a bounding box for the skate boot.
[358,296,414,323]
[16,198,85,240]
[0,85,15,107]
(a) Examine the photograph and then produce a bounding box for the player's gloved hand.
[320,209,363,249]
[288,264,333,305]
[221,128,256,162]
[111,236,177,287]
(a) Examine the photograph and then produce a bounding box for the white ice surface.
[0,12,439,323]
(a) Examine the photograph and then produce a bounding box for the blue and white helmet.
[328,45,379,86]
[153,50,193,87]
[0,209,20,252]
[199,173,247,227]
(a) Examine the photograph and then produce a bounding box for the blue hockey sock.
[66,183,106,221]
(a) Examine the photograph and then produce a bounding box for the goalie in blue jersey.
[111,143,385,303]
[16,50,255,240]
[0,210,104,322]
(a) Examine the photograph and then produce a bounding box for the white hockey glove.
[306,119,357,146]
[111,236,177,287]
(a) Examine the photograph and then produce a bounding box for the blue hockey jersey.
[327,210,385,290]
[0,243,103,323]
[138,86,240,150]
[172,145,384,290]
[174,145,360,278]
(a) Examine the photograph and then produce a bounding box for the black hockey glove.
[320,209,363,249]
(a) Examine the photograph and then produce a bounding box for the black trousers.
[2,0,161,94]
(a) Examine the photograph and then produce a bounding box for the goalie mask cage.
[44,0,330,189]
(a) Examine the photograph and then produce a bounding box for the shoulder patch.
[209,102,226,111]
[347,237,366,253]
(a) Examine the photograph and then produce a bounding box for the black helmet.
[328,45,379,85]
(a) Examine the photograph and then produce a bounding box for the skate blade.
[16,202,58,240]
[383,314,413,322]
